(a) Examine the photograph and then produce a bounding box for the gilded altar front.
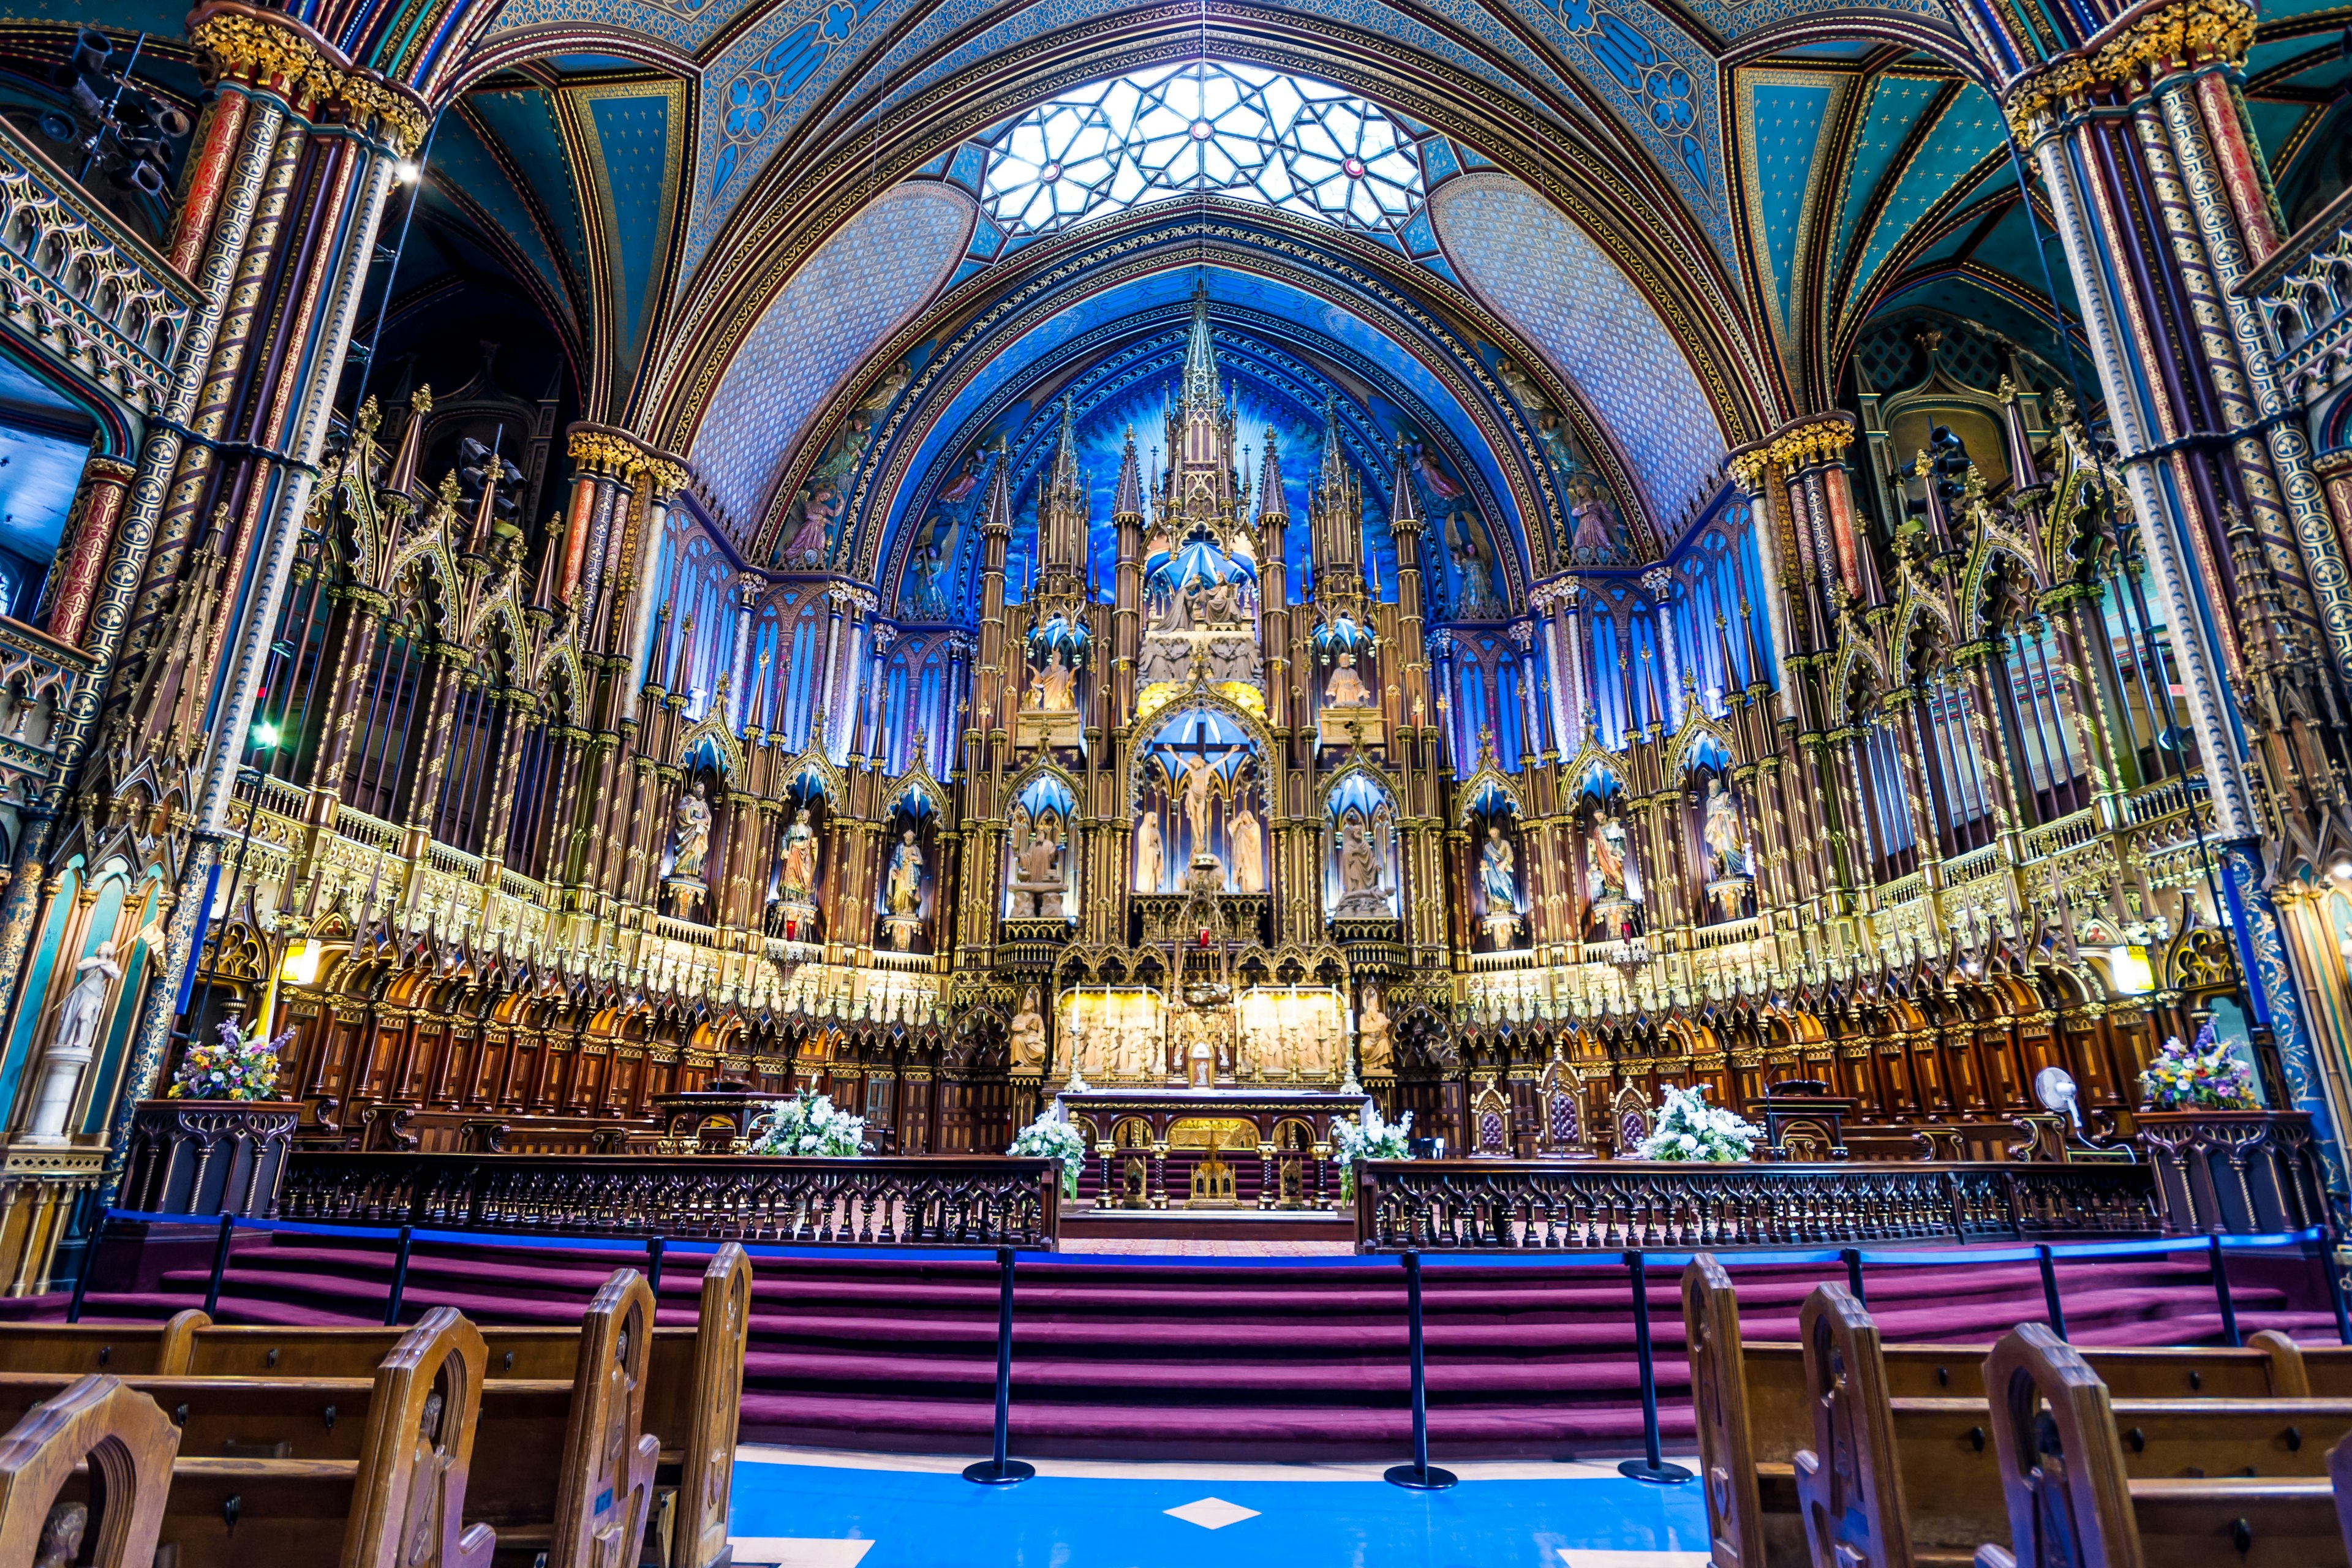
[1056,1089,1371,1210]
[1057,983,1351,1088]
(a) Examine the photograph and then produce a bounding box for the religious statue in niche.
[1230,794,1265,894]
[1134,809,1165,894]
[1008,804,1068,918]
[883,828,925,951]
[1008,986,1048,1075]
[1178,755,1218,873]
[1478,822,1523,949]
[1358,986,1394,1076]
[1028,646,1077,710]
[778,808,818,902]
[1325,650,1373,708]
[672,780,712,879]
[768,803,820,942]
[24,942,118,1144]
[1700,776,1755,922]
[1702,777,1751,879]
[1331,808,1393,919]
[1586,808,1642,940]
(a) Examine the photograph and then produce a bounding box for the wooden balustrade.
[1352,1158,2165,1251]
[277,1151,1063,1248]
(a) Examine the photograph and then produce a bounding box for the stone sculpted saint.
[673,780,712,880]
[1702,776,1751,879]
[886,830,922,914]
[1134,809,1164,893]
[1479,824,1517,911]
[1230,798,1264,893]
[779,806,818,902]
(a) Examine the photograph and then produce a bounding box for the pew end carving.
[1793,1284,1914,1568]
[556,1268,660,1568]
[345,1305,497,1568]
[0,1374,178,1568]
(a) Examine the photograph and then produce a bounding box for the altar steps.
[32,1232,2340,1460]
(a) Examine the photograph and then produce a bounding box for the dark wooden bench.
[0,1308,496,1568]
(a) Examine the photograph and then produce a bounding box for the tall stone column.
[105,0,506,1196]
[43,454,135,648]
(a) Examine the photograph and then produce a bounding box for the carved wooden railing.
[277,1150,1062,1248]
[2132,1110,2327,1236]
[1352,1158,2165,1251]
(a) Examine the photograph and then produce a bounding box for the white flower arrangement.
[1635,1083,1763,1163]
[744,1088,868,1158]
[1330,1103,1414,1200]
[1008,1113,1090,1197]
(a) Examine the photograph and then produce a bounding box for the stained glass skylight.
[979,62,1427,239]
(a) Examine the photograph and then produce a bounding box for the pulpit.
[1757,1080,1854,1162]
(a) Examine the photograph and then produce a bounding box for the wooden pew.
[1976,1324,2342,1568]
[0,1310,211,1376]
[0,1374,178,1566]
[1798,1289,2352,1568]
[0,1308,497,1568]
[175,1245,749,1568]
[1681,1257,2317,1568]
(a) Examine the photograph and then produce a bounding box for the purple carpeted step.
[49,1228,2328,1460]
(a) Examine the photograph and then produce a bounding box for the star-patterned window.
[979,62,1427,239]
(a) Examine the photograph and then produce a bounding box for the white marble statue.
[1358,986,1394,1075]
[1180,756,1216,859]
[672,780,712,880]
[1326,650,1372,707]
[1135,810,1164,893]
[1231,797,1264,893]
[1009,986,1047,1073]
[26,943,119,1144]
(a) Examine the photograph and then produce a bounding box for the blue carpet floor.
[727,1452,1711,1567]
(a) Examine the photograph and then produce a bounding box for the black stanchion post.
[963,1247,1034,1485]
[1842,1248,1866,1308]
[65,1251,92,1323]
[2036,1243,2068,1340]
[2208,1234,2240,1348]
[382,1224,414,1327]
[201,1213,234,1318]
[646,1236,666,1297]
[1385,1249,1458,1490]
[1616,1249,1692,1485]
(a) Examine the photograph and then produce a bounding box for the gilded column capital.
[1730,413,1857,485]
[567,423,691,496]
[189,6,429,153]
[2000,0,2254,140]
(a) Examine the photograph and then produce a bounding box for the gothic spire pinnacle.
[1256,429,1286,522]
[1049,393,1082,496]
[1114,426,1144,519]
[1183,276,1219,415]
[1319,396,1346,487]
[1389,438,1422,529]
